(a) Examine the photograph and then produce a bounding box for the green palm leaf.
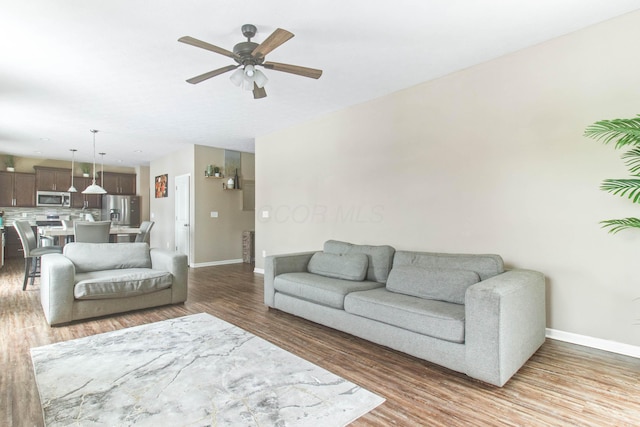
[600,217,640,234]
[600,179,640,203]
[621,147,640,175]
[584,115,640,149]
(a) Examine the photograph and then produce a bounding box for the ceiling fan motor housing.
[233,41,262,66]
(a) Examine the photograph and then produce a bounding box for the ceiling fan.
[178,24,322,99]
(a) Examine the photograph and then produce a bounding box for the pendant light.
[99,152,106,188]
[68,149,78,192]
[82,129,107,194]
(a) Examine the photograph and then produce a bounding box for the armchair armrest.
[264,251,317,307]
[464,269,546,386]
[40,253,76,325]
[150,248,188,303]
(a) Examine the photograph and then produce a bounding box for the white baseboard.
[191,259,243,268]
[254,268,265,275]
[546,328,640,358]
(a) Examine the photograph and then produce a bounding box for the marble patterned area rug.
[31,313,385,427]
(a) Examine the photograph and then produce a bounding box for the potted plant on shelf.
[214,166,221,177]
[4,155,15,172]
[584,114,640,233]
[81,163,91,177]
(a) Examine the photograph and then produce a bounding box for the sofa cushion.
[74,268,173,300]
[386,265,480,305]
[393,250,504,281]
[64,242,152,273]
[344,288,466,343]
[323,240,395,283]
[274,272,384,309]
[307,252,369,281]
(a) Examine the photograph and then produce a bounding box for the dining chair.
[61,219,75,243]
[74,221,111,243]
[135,221,155,243]
[13,220,63,290]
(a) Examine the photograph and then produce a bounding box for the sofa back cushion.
[324,240,395,283]
[386,251,504,304]
[392,251,504,280]
[64,242,152,273]
[386,265,480,304]
[307,252,369,281]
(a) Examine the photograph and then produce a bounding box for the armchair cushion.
[64,242,152,273]
[74,268,173,300]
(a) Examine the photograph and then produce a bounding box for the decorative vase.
[234,168,240,190]
[206,165,213,176]
[227,177,235,189]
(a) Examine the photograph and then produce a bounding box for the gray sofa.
[40,242,188,326]
[264,240,546,387]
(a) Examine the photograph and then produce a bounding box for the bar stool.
[13,221,63,290]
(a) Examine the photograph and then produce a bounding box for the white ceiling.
[1,1,639,168]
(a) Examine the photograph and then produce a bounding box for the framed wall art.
[155,174,168,198]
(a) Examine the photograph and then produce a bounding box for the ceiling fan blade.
[262,61,323,79]
[251,28,294,58]
[186,65,239,84]
[253,83,267,99]
[178,36,238,59]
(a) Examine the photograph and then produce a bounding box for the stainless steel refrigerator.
[101,195,140,227]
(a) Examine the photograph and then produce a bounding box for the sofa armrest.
[150,248,188,303]
[40,253,76,326]
[264,251,317,307]
[465,269,546,386]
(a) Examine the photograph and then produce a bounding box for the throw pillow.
[307,252,369,281]
[386,265,480,304]
[323,240,395,283]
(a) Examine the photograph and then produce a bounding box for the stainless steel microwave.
[36,191,71,207]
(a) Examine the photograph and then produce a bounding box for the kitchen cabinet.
[0,171,36,207]
[102,172,136,195]
[70,177,102,209]
[34,167,71,192]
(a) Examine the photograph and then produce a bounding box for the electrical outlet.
[262,250,267,258]
[261,210,269,218]
[210,211,218,218]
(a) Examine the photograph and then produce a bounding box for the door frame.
[174,173,191,265]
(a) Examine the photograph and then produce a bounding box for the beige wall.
[193,146,255,264]
[256,11,640,347]
[136,165,150,221]
[150,144,255,265]
[149,145,194,252]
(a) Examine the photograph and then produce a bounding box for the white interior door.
[174,174,190,263]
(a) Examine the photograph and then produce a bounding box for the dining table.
[38,225,141,247]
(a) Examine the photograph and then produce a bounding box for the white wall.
[256,11,640,347]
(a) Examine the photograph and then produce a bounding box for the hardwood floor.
[1,257,639,426]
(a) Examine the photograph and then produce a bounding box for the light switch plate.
[210,211,218,218]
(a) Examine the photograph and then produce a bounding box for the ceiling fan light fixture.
[230,68,244,86]
[244,64,255,77]
[253,69,268,88]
